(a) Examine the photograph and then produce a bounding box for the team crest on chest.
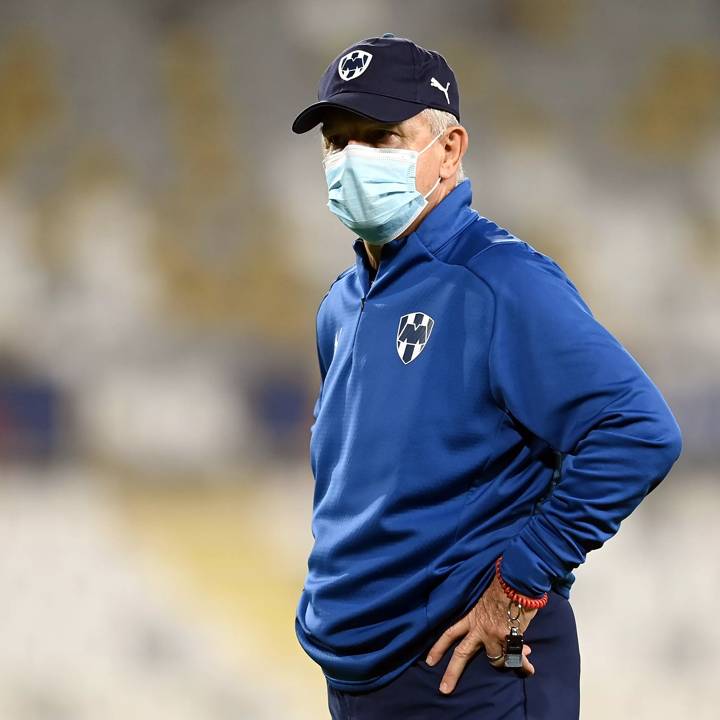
[396,312,434,364]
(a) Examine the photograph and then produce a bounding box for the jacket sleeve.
[312,336,326,422]
[312,293,334,422]
[482,247,683,597]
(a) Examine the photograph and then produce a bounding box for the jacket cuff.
[499,533,561,597]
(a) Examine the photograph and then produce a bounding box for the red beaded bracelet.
[495,556,549,610]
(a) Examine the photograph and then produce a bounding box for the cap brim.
[291,92,428,134]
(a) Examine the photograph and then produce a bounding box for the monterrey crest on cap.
[292,33,460,134]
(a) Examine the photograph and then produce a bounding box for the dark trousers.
[326,590,580,720]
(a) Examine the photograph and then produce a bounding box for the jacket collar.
[351,179,478,292]
[412,178,478,253]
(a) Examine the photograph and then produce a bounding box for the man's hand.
[424,574,537,694]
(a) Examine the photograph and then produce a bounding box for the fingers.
[425,615,470,667]
[426,609,538,697]
[483,636,504,659]
[439,641,535,695]
[439,631,486,694]
[521,644,535,676]
[484,638,506,668]
[488,643,535,675]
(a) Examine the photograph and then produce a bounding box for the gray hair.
[320,107,466,184]
[419,108,465,184]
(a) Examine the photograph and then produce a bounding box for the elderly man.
[291,34,682,720]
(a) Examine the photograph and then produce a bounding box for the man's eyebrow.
[371,122,404,132]
[321,121,403,136]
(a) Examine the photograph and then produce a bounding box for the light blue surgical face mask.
[323,131,443,246]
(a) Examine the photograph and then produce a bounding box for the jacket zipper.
[351,294,366,348]
[352,261,376,348]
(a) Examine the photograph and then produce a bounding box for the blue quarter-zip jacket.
[295,179,682,692]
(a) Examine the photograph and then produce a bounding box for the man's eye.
[328,136,348,149]
[367,130,392,143]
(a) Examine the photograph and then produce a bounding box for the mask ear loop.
[423,176,441,200]
[417,130,445,156]
[418,131,445,200]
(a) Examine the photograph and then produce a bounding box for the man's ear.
[439,126,468,180]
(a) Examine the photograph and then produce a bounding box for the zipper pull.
[360,296,366,311]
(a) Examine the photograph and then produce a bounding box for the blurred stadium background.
[0,0,718,718]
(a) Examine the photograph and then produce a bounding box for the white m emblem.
[338,50,373,81]
[397,312,435,364]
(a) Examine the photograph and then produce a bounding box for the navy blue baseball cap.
[292,33,460,134]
